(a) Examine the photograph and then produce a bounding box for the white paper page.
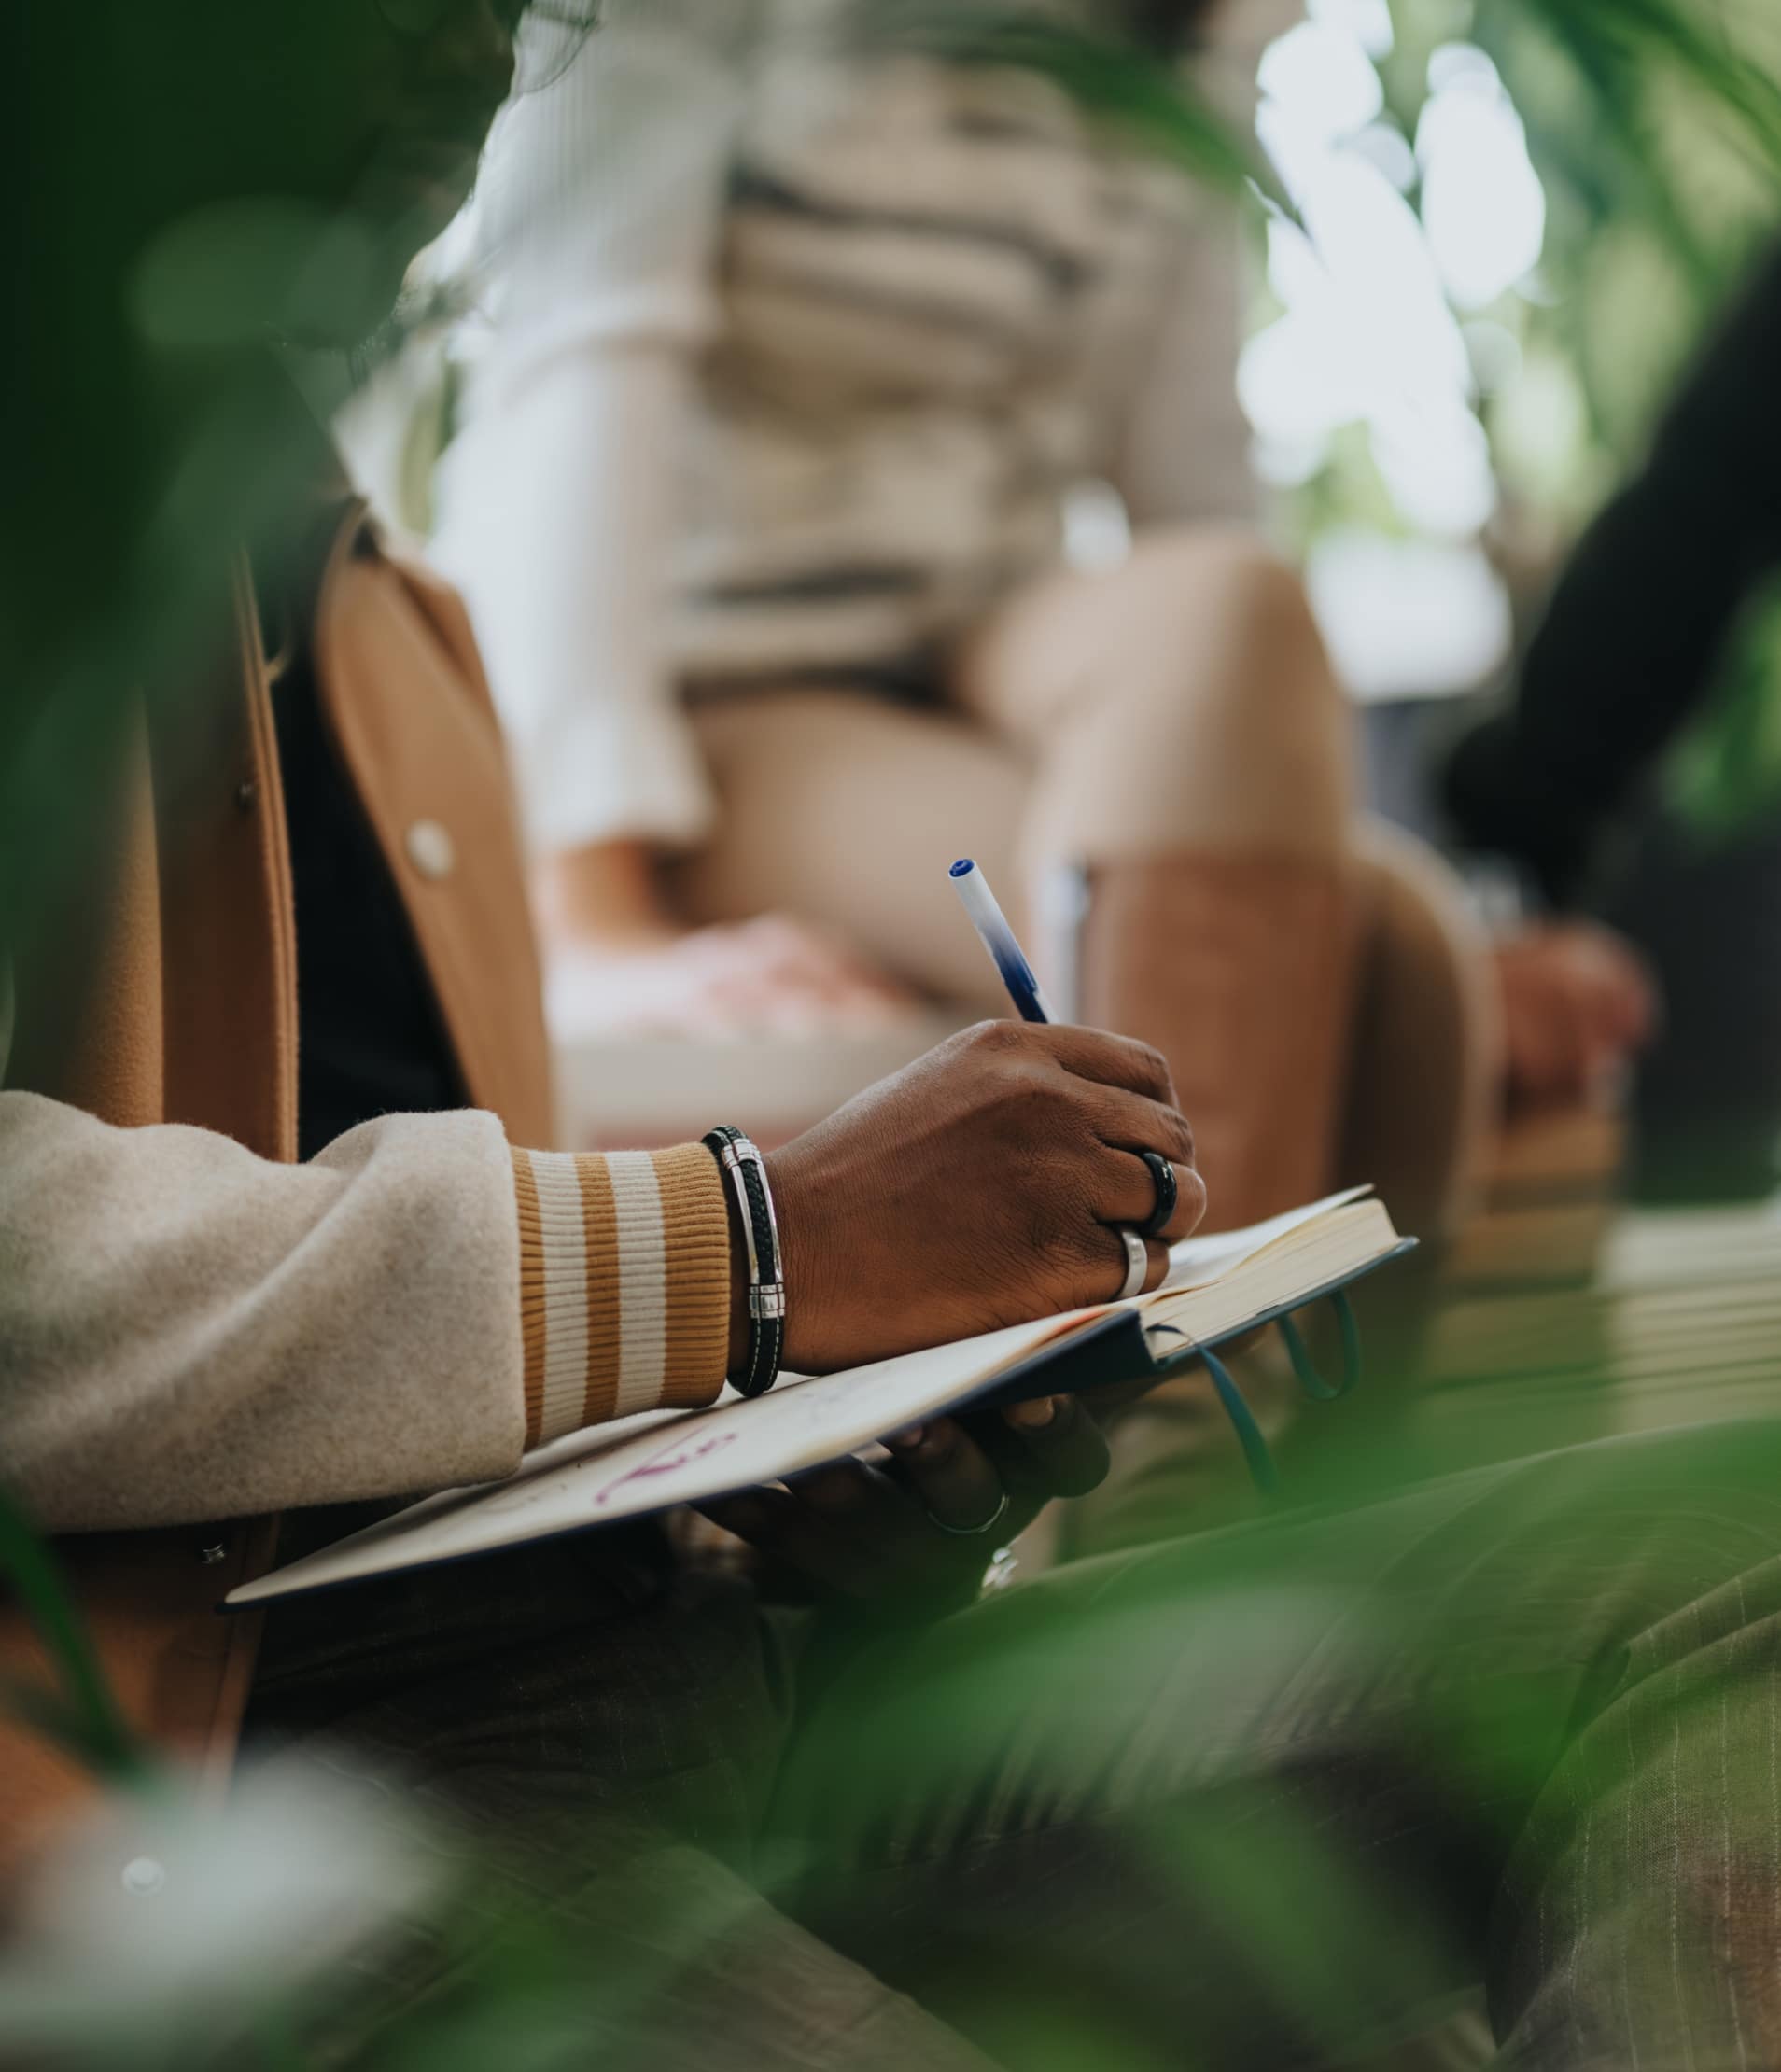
[1153,1187,1372,1296]
[1145,1201,1399,1352]
[228,1309,1101,1604]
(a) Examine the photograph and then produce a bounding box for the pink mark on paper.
[596,1427,741,1506]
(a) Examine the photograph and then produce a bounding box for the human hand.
[1494,921,1660,1108]
[753,1020,1207,1376]
[546,912,916,1039]
[699,1392,1112,1618]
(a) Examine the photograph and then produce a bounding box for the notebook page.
[1154,1187,1373,1296]
[228,1308,1103,1604]
[1145,1200,1400,1350]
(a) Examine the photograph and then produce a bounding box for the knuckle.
[965,1017,1027,1058]
[1100,1033,1171,1097]
[914,1423,964,1475]
[920,1425,974,1491]
[1131,1041,1171,1092]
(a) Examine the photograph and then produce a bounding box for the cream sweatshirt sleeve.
[430,0,753,855]
[0,1093,732,1533]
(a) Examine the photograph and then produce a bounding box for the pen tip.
[949,859,975,879]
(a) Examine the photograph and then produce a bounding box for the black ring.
[1139,1152,1178,1240]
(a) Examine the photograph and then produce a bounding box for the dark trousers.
[250,1419,1781,2069]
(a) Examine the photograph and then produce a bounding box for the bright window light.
[1245,14,1552,553]
[1417,56,1547,310]
[1256,22,1382,203]
[1307,530,1514,702]
[1307,0,1395,61]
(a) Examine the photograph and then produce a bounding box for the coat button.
[405,819,456,881]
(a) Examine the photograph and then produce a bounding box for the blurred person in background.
[431,0,1499,1240]
[1446,240,1781,1127]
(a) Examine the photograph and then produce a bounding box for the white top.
[431,0,1276,854]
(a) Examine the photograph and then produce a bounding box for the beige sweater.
[0,511,735,1538]
[0,1092,730,1532]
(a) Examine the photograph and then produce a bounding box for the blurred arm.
[1111,0,1291,530]
[432,1,750,857]
[1,1094,731,1532]
[1445,239,1781,905]
[1113,206,1258,532]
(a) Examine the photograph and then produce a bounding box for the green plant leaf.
[850,2,1268,203]
[0,1486,149,1785]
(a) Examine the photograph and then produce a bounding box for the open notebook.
[228,1188,1411,1606]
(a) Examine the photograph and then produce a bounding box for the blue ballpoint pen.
[949,859,1059,1024]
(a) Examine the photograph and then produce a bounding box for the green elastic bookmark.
[1149,1290,1367,1497]
[1277,1293,1363,1402]
[1198,1345,1281,1496]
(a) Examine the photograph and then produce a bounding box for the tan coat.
[0,507,554,1879]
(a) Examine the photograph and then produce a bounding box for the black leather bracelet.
[701,1126,785,1397]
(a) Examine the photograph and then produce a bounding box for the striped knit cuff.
[512,1143,733,1448]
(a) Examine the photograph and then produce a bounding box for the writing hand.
[749,1021,1207,1376]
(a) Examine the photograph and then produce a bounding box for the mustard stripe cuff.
[607,1151,669,1418]
[651,1141,735,1409]
[512,1142,733,1448]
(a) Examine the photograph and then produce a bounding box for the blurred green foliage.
[1470,0,1781,469]
[0,1489,147,1787]
[852,1,1266,198]
[6,5,1781,2065]
[1314,0,1781,830]
[1474,0,1781,833]
[3,0,511,999]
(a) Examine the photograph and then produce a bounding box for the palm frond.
[1506,0,1781,175]
[1476,0,1781,294]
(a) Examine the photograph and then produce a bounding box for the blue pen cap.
[948,856,1056,1023]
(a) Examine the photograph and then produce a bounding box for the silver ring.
[926,1489,1012,1538]
[1117,1226,1148,1301]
